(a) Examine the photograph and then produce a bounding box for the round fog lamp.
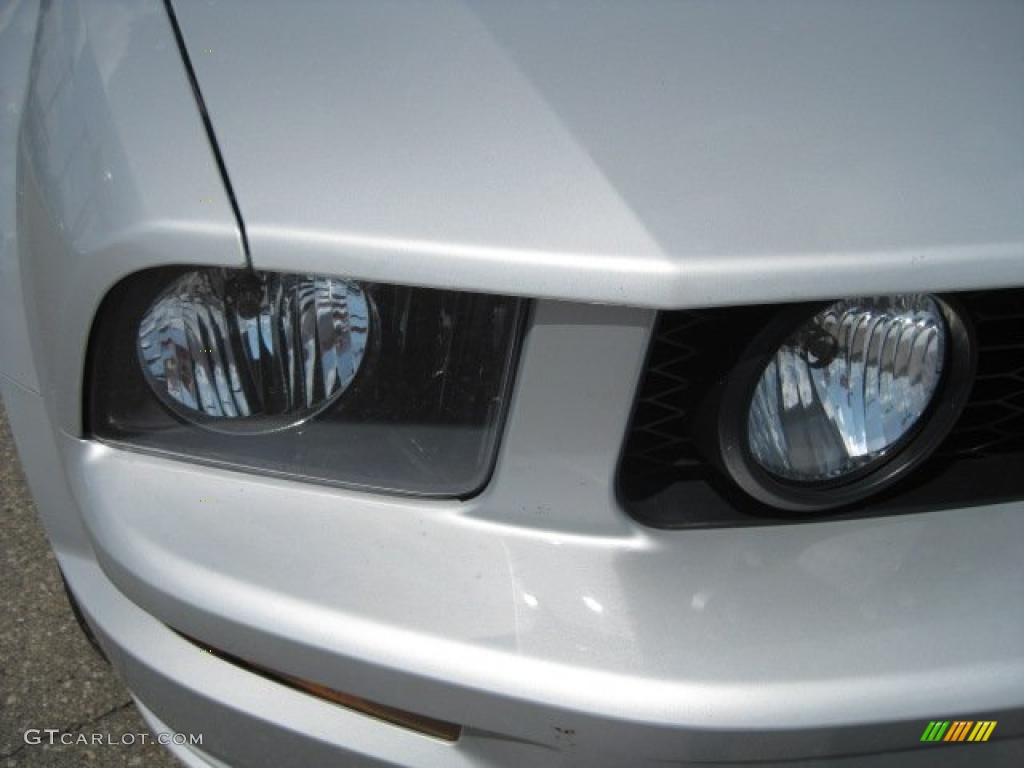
[137,269,370,433]
[750,295,946,481]
[715,294,974,511]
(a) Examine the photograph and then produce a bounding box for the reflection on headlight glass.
[138,270,370,434]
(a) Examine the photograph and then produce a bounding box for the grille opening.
[619,289,1024,526]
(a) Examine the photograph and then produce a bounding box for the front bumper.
[5,298,1024,767]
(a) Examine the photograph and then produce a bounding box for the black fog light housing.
[709,294,975,512]
[88,267,525,497]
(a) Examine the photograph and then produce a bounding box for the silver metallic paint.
[9,0,244,434]
[172,0,1024,308]
[2,0,1023,766]
[0,0,41,393]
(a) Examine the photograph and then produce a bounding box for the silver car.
[2,0,1022,765]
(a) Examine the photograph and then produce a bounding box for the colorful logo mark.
[920,720,996,743]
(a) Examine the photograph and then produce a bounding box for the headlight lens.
[747,295,946,482]
[138,270,370,434]
[90,267,524,497]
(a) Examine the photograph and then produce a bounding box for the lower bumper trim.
[176,629,462,742]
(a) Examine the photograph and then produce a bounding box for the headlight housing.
[88,267,525,497]
[712,294,975,511]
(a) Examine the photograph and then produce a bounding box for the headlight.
[712,294,974,511]
[138,270,370,434]
[89,267,525,497]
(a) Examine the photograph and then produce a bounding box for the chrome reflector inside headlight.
[137,270,370,433]
[747,295,946,482]
[710,294,975,512]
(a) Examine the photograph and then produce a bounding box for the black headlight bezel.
[85,266,527,499]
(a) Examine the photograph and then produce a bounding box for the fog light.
[748,295,945,481]
[138,269,369,434]
[712,294,975,511]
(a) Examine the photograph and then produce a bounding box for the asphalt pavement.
[0,398,177,767]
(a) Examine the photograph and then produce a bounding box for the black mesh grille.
[937,291,1024,457]
[622,311,710,473]
[619,289,1024,515]
[620,305,774,485]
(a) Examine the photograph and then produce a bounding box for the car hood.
[171,0,1024,308]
